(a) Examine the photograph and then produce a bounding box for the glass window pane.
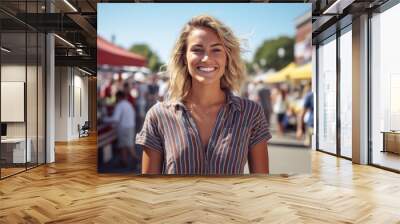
[317,36,337,154]
[371,3,400,171]
[0,1,46,179]
[1,30,27,177]
[339,28,352,158]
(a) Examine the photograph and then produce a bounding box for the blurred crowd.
[97,72,169,171]
[244,80,313,145]
[97,72,313,172]
[98,72,169,131]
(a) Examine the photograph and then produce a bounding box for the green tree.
[129,44,163,73]
[253,36,294,72]
[245,61,256,76]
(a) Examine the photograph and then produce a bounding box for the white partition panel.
[1,82,25,122]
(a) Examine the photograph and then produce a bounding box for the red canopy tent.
[97,36,147,67]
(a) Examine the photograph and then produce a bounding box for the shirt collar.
[225,90,241,112]
[165,89,241,112]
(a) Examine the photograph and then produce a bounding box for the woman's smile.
[196,65,219,77]
[197,66,217,72]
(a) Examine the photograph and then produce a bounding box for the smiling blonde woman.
[136,15,271,175]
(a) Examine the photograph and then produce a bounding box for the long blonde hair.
[167,15,246,101]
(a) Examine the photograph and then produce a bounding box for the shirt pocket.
[220,127,233,147]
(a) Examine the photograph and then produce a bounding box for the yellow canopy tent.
[264,62,296,83]
[288,62,312,80]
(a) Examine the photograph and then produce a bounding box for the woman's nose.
[201,53,209,62]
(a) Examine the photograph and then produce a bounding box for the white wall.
[72,73,89,138]
[1,65,26,81]
[55,67,69,141]
[55,67,89,141]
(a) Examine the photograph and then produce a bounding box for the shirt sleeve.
[135,104,163,153]
[249,103,272,148]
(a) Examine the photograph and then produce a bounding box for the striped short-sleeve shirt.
[136,91,272,175]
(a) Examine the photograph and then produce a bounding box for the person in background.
[123,82,136,108]
[256,81,273,126]
[296,83,314,146]
[147,74,160,111]
[135,72,148,132]
[247,80,258,102]
[273,86,288,135]
[158,75,170,101]
[104,79,114,99]
[103,91,136,168]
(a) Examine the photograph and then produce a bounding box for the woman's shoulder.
[146,101,174,118]
[231,95,263,113]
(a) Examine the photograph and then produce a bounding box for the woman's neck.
[185,82,225,107]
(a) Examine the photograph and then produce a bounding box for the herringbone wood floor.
[1,135,400,223]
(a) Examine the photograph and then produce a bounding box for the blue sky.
[98,3,310,63]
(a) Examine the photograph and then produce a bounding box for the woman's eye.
[212,48,222,53]
[192,48,203,53]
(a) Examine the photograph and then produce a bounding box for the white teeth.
[198,67,216,72]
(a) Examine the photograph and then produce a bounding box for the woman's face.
[185,27,227,86]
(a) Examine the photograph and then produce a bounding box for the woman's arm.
[142,147,163,174]
[248,140,269,174]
